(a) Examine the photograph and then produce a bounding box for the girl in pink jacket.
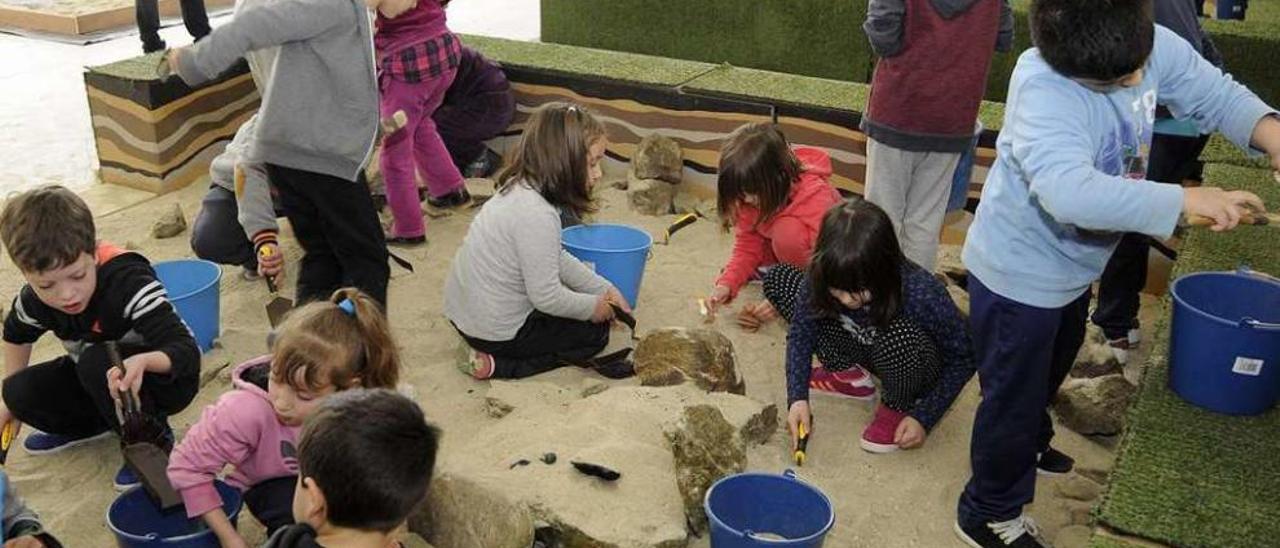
[167,288,402,548]
[706,123,876,400]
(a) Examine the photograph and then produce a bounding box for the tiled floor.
[0,0,538,194]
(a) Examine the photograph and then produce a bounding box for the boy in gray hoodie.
[168,0,390,305]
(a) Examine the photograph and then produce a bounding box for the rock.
[485,381,580,419]
[608,179,629,191]
[1053,525,1094,548]
[627,174,676,216]
[631,134,683,184]
[1075,466,1109,485]
[1055,474,1103,501]
[1065,500,1094,526]
[666,405,746,533]
[485,397,514,419]
[708,393,777,445]
[123,240,140,251]
[634,327,744,394]
[1054,374,1136,436]
[935,244,967,281]
[1071,326,1123,378]
[411,473,534,548]
[673,192,717,219]
[150,203,187,239]
[580,379,610,398]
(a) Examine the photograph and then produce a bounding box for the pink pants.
[379,69,465,238]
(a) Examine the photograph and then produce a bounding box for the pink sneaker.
[860,405,907,453]
[809,365,876,400]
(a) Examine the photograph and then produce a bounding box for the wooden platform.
[0,0,233,36]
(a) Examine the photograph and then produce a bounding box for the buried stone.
[634,327,745,394]
[631,133,684,184]
[1053,374,1136,436]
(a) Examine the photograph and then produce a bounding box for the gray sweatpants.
[863,137,961,272]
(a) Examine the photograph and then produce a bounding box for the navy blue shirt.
[785,263,976,430]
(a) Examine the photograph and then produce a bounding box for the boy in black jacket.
[0,186,200,491]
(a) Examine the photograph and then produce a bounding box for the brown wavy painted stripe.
[86,78,259,139]
[100,143,227,193]
[89,97,257,161]
[92,105,255,168]
[86,73,256,125]
[94,109,252,175]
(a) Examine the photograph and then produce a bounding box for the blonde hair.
[270,288,399,392]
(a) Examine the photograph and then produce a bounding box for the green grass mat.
[1096,164,1280,548]
[86,51,167,81]
[461,34,718,87]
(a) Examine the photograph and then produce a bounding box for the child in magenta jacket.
[167,288,401,548]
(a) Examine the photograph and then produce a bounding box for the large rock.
[673,192,716,219]
[151,203,187,239]
[1054,374,1136,436]
[634,328,744,395]
[411,473,534,548]
[665,405,746,533]
[631,134,683,184]
[628,174,676,216]
[1071,326,1123,378]
[1054,474,1103,502]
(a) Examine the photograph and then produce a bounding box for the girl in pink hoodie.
[706,123,876,399]
[167,288,402,548]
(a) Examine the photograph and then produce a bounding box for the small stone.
[485,397,514,419]
[634,327,744,394]
[541,452,557,465]
[935,244,967,280]
[1054,374,1136,436]
[627,174,676,216]
[580,379,609,398]
[151,203,187,239]
[509,459,530,469]
[608,179,629,191]
[1071,326,1123,378]
[631,134,683,184]
[1055,474,1103,501]
[123,240,140,251]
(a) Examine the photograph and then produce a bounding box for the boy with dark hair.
[956,0,1279,544]
[265,388,439,548]
[0,186,201,492]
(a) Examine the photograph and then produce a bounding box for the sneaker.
[463,351,495,380]
[241,266,262,282]
[954,516,1046,548]
[1036,447,1075,476]
[859,404,907,453]
[114,465,141,492]
[810,365,876,400]
[427,188,471,209]
[23,430,112,455]
[464,149,502,179]
[1126,327,1141,346]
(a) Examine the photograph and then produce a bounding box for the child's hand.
[165,48,183,77]
[4,536,45,548]
[1183,186,1265,232]
[604,286,631,314]
[787,400,812,451]
[0,403,22,444]
[894,416,926,449]
[706,285,732,312]
[257,242,285,284]
[107,354,148,403]
[736,301,778,332]
[590,294,616,324]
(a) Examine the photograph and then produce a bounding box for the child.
[168,0,391,306]
[376,0,469,245]
[779,199,974,454]
[0,469,62,547]
[263,388,439,548]
[135,0,209,53]
[861,0,1013,271]
[955,0,1279,544]
[702,123,876,398]
[0,186,201,491]
[444,103,631,380]
[168,288,399,548]
[435,45,516,180]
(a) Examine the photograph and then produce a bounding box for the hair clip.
[337,298,357,317]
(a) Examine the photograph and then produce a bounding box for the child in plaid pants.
[375,0,466,244]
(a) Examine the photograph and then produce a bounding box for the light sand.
[0,0,137,17]
[0,172,1132,547]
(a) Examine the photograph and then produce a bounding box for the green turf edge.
[85,51,168,81]
[1095,164,1280,548]
[461,34,718,87]
[1088,534,1150,548]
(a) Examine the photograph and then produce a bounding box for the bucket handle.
[1237,264,1280,285]
[1241,317,1280,331]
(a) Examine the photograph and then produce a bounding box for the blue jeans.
[957,276,1089,526]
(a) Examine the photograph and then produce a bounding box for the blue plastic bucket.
[1169,269,1280,415]
[1213,0,1246,20]
[107,480,242,547]
[947,122,983,212]
[704,470,834,547]
[153,260,222,353]
[562,224,653,308]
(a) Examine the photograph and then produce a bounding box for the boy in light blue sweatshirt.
[954,0,1280,545]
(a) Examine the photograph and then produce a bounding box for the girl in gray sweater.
[444,103,630,379]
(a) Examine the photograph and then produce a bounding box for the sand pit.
[0,172,1133,546]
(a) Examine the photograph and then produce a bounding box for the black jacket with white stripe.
[3,244,200,383]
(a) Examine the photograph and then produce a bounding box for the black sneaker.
[464,148,503,178]
[1037,447,1075,476]
[954,516,1047,548]
[426,188,471,209]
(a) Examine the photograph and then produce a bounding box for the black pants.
[1093,133,1209,339]
[458,311,609,379]
[267,164,390,306]
[244,476,297,537]
[434,91,515,171]
[191,186,257,271]
[135,0,210,53]
[2,344,199,439]
[763,265,942,412]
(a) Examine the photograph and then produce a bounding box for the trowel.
[108,342,182,511]
[260,246,294,327]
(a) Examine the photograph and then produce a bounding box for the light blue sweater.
[963,25,1276,308]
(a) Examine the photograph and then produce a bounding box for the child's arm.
[784,284,819,448]
[558,251,610,296]
[713,209,769,302]
[167,394,263,545]
[863,0,906,58]
[114,272,201,392]
[904,271,976,432]
[171,0,355,86]
[515,211,603,321]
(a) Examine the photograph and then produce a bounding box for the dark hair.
[716,123,803,229]
[271,287,400,393]
[809,198,904,328]
[0,185,96,273]
[496,102,607,220]
[1031,0,1154,81]
[298,388,440,533]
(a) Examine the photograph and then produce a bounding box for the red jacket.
[716,147,842,298]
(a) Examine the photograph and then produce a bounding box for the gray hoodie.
[176,0,379,182]
[209,114,280,245]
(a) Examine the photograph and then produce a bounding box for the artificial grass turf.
[1095,164,1280,548]
[461,34,718,87]
[86,51,167,81]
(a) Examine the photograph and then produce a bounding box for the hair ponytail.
[271,287,401,393]
[328,288,400,390]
